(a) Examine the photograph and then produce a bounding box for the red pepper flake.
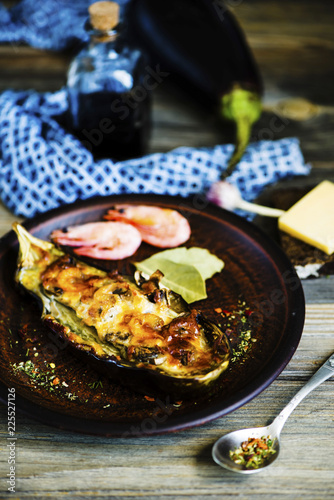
[52,377,60,386]
[18,324,39,343]
[173,401,183,407]
[144,395,155,402]
[214,308,223,314]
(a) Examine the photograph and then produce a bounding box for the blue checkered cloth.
[0,0,129,51]
[0,88,311,219]
[0,1,311,219]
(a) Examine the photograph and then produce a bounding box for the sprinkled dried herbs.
[12,360,59,391]
[229,436,276,469]
[12,360,79,401]
[88,379,104,389]
[65,392,78,401]
[215,300,257,363]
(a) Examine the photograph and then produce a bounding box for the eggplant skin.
[126,0,262,101]
[43,313,230,398]
[13,223,230,398]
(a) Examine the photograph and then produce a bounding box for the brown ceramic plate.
[0,194,305,436]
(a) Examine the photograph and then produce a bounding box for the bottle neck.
[91,29,118,44]
[85,19,120,45]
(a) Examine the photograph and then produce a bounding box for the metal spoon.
[212,352,334,474]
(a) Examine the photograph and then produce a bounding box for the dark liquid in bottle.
[68,89,151,161]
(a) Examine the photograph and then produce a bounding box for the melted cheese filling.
[40,256,218,375]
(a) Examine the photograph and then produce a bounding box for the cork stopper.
[88,1,120,32]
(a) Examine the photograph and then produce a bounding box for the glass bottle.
[66,1,151,160]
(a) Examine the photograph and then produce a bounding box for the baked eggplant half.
[13,223,230,397]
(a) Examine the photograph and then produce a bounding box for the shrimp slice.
[104,205,191,248]
[50,221,142,260]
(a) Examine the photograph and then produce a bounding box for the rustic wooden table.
[1,1,334,498]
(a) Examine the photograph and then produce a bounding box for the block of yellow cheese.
[278,180,334,255]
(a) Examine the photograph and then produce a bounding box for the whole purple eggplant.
[126,0,262,175]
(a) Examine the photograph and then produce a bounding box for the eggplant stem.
[220,87,262,180]
[223,116,251,179]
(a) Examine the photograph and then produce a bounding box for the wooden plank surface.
[1,1,334,498]
[0,302,333,499]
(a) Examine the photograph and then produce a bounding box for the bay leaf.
[135,256,207,303]
[150,247,224,281]
[134,247,224,303]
